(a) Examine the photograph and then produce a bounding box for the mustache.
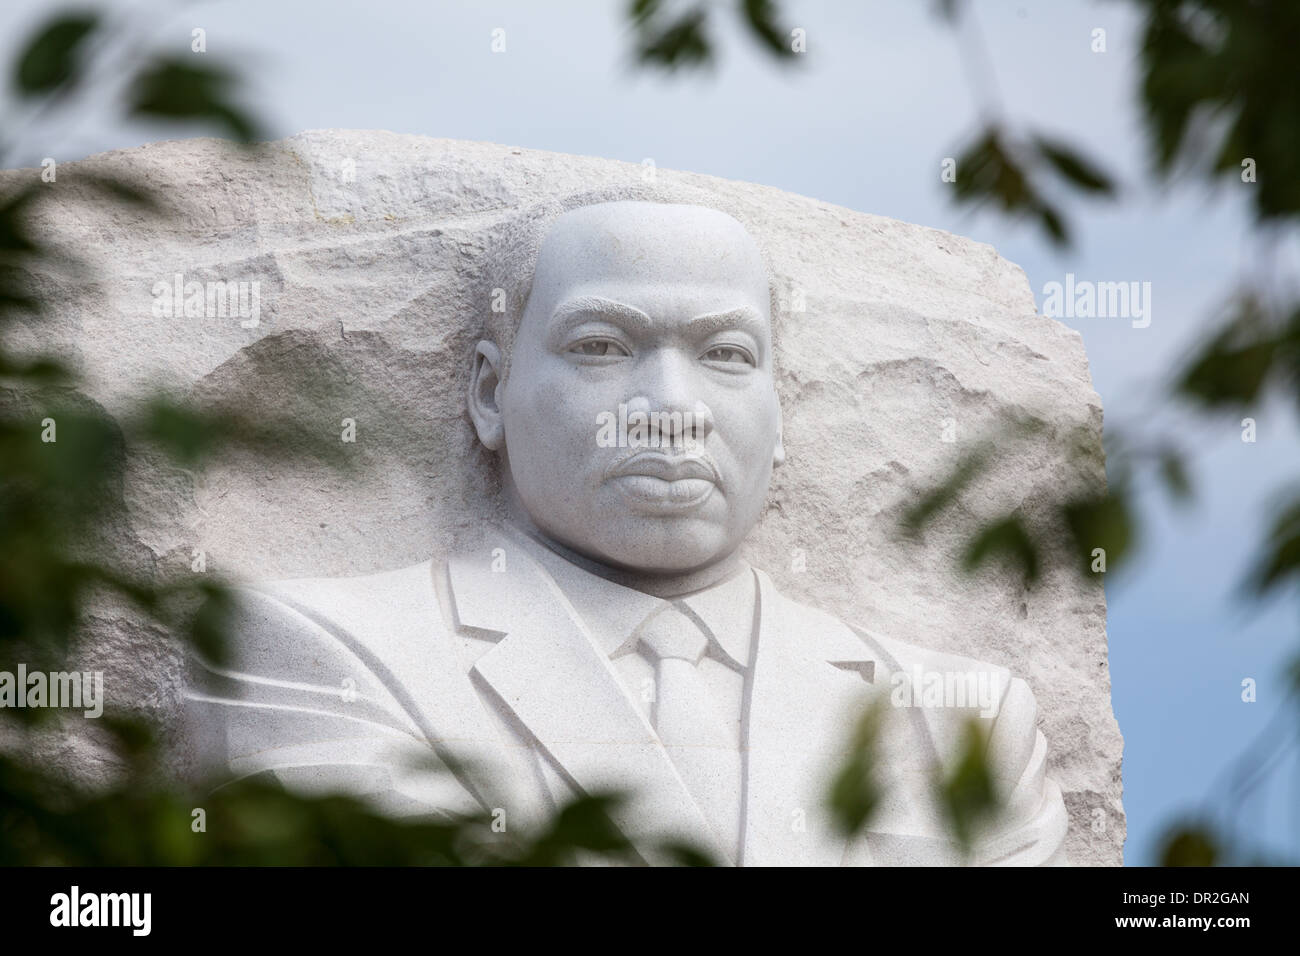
[603,448,723,488]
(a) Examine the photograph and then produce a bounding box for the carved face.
[473,201,784,575]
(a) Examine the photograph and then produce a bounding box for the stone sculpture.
[186,192,1070,866]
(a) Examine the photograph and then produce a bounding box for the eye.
[701,345,755,366]
[569,339,630,358]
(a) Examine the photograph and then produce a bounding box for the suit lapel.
[741,569,885,866]
[447,538,731,865]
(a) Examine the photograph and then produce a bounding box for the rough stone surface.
[3,130,1124,865]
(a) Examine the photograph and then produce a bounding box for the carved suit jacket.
[185,533,1069,866]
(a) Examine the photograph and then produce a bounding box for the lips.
[608,452,720,484]
[606,452,721,511]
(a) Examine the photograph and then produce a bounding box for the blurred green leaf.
[901,446,993,536]
[740,0,795,59]
[135,398,235,466]
[953,127,1073,247]
[1137,0,1300,221]
[186,582,235,666]
[132,394,349,471]
[1175,296,1298,409]
[75,171,161,211]
[954,128,1030,208]
[128,58,260,142]
[934,0,960,22]
[514,792,635,865]
[1062,491,1135,577]
[633,7,711,71]
[659,840,718,866]
[962,514,1040,587]
[935,719,998,856]
[1157,446,1193,503]
[1137,2,1213,174]
[1033,135,1115,194]
[1247,496,1300,596]
[0,186,47,323]
[0,355,71,383]
[100,714,157,762]
[13,13,98,95]
[1038,203,1066,245]
[0,756,674,866]
[827,697,887,836]
[0,184,44,255]
[1159,824,1218,866]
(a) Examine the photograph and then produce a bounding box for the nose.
[626,351,713,449]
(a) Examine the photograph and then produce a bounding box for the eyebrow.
[551,296,655,335]
[550,295,768,341]
[682,308,767,340]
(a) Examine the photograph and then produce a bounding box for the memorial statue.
[186,192,1069,866]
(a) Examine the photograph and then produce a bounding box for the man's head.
[468,197,784,576]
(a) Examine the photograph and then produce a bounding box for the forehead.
[529,202,770,314]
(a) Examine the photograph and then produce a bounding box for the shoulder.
[249,560,442,636]
[759,571,1013,691]
[182,561,487,817]
[842,617,1065,864]
[188,560,458,738]
[190,561,448,727]
[763,580,1067,863]
[760,573,1044,785]
[226,560,448,671]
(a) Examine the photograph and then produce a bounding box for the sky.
[2,0,1296,865]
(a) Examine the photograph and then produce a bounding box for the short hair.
[476,182,781,380]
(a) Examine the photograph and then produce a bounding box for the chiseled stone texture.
[4,130,1123,864]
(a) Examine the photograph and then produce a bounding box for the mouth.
[606,452,721,511]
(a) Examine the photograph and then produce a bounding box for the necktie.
[636,603,743,861]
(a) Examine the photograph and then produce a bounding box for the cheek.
[735,397,781,494]
[503,368,604,469]
[725,389,780,454]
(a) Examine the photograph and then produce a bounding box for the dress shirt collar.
[508,528,755,669]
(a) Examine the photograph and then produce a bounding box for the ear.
[772,399,786,468]
[468,340,505,451]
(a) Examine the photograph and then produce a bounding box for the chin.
[588,518,735,576]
